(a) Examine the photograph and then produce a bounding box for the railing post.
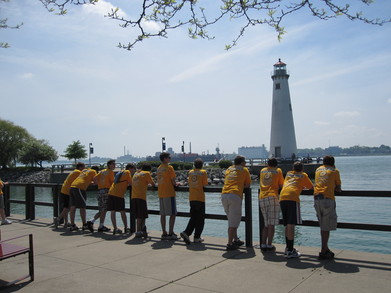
[25,184,35,220]
[129,187,135,233]
[4,184,11,217]
[53,184,60,219]
[244,187,253,247]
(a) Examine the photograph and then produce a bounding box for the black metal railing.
[2,183,253,247]
[3,183,391,249]
[258,189,391,243]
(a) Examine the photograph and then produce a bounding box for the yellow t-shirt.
[222,165,251,199]
[188,169,208,202]
[61,169,82,195]
[157,163,176,198]
[280,171,313,202]
[70,169,97,191]
[108,170,132,198]
[314,165,341,200]
[259,167,284,199]
[132,170,154,200]
[94,168,115,189]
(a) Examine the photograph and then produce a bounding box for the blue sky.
[1,0,391,159]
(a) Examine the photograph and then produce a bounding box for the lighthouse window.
[275,83,280,90]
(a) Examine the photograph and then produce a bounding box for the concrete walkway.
[1,216,390,293]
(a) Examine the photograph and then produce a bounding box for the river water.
[6,155,391,254]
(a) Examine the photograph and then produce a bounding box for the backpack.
[114,171,124,184]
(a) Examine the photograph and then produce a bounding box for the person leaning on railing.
[314,155,342,260]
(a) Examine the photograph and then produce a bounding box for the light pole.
[162,137,166,152]
[89,143,93,166]
[182,141,185,168]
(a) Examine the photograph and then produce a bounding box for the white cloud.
[314,121,330,126]
[20,73,34,79]
[334,111,360,118]
[82,0,128,18]
[388,98,391,104]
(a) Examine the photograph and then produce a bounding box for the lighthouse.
[269,59,297,159]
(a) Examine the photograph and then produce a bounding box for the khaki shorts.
[314,198,337,231]
[159,197,177,216]
[221,193,242,228]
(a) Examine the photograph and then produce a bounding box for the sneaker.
[53,217,60,229]
[124,228,131,234]
[194,237,204,243]
[113,228,122,235]
[86,221,94,233]
[267,245,276,252]
[260,244,268,252]
[69,224,79,231]
[135,231,143,238]
[226,243,239,251]
[161,232,168,240]
[97,225,111,232]
[1,219,12,225]
[285,248,301,259]
[168,233,178,240]
[318,249,335,260]
[233,238,244,246]
[64,222,71,228]
[180,232,191,244]
[82,224,90,232]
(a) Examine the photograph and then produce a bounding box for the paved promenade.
[1,215,390,293]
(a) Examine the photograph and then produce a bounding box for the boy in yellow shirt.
[132,163,155,238]
[69,165,99,231]
[259,158,284,251]
[87,159,116,232]
[314,155,341,260]
[157,152,178,240]
[54,162,85,229]
[280,162,313,258]
[221,156,251,251]
[107,163,136,235]
[0,178,12,225]
[180,158,209,244]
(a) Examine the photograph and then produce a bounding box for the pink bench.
[0,231,34,287]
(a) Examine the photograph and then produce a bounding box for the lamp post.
[89,143,93,166]
[182,141,185,169]
[162,137,166,152]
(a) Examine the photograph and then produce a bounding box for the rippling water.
[7,155,391,254]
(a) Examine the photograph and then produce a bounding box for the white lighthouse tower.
[269,59,297,159]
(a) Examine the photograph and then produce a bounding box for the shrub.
[218,160,232,169]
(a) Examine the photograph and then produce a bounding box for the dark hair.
[234,155,246,165]
[194,158,203,169]
[125,163,136,170]
[268,158,278,167]
[293,161,303,172]
[141,163,152,171]
[323,155,335,166]
[76,162,85,169]
[91,165,100,172]
[159,152,171,162]
[107,159,116,166]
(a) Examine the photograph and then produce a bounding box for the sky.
[1,0,391,159]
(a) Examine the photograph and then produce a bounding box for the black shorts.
[107,195,125,211]
[280,200,302,226]
[60,193,70,209]
[132,198,148,219]
[70,188,87,208]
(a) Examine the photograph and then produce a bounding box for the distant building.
[238,145,268,159]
